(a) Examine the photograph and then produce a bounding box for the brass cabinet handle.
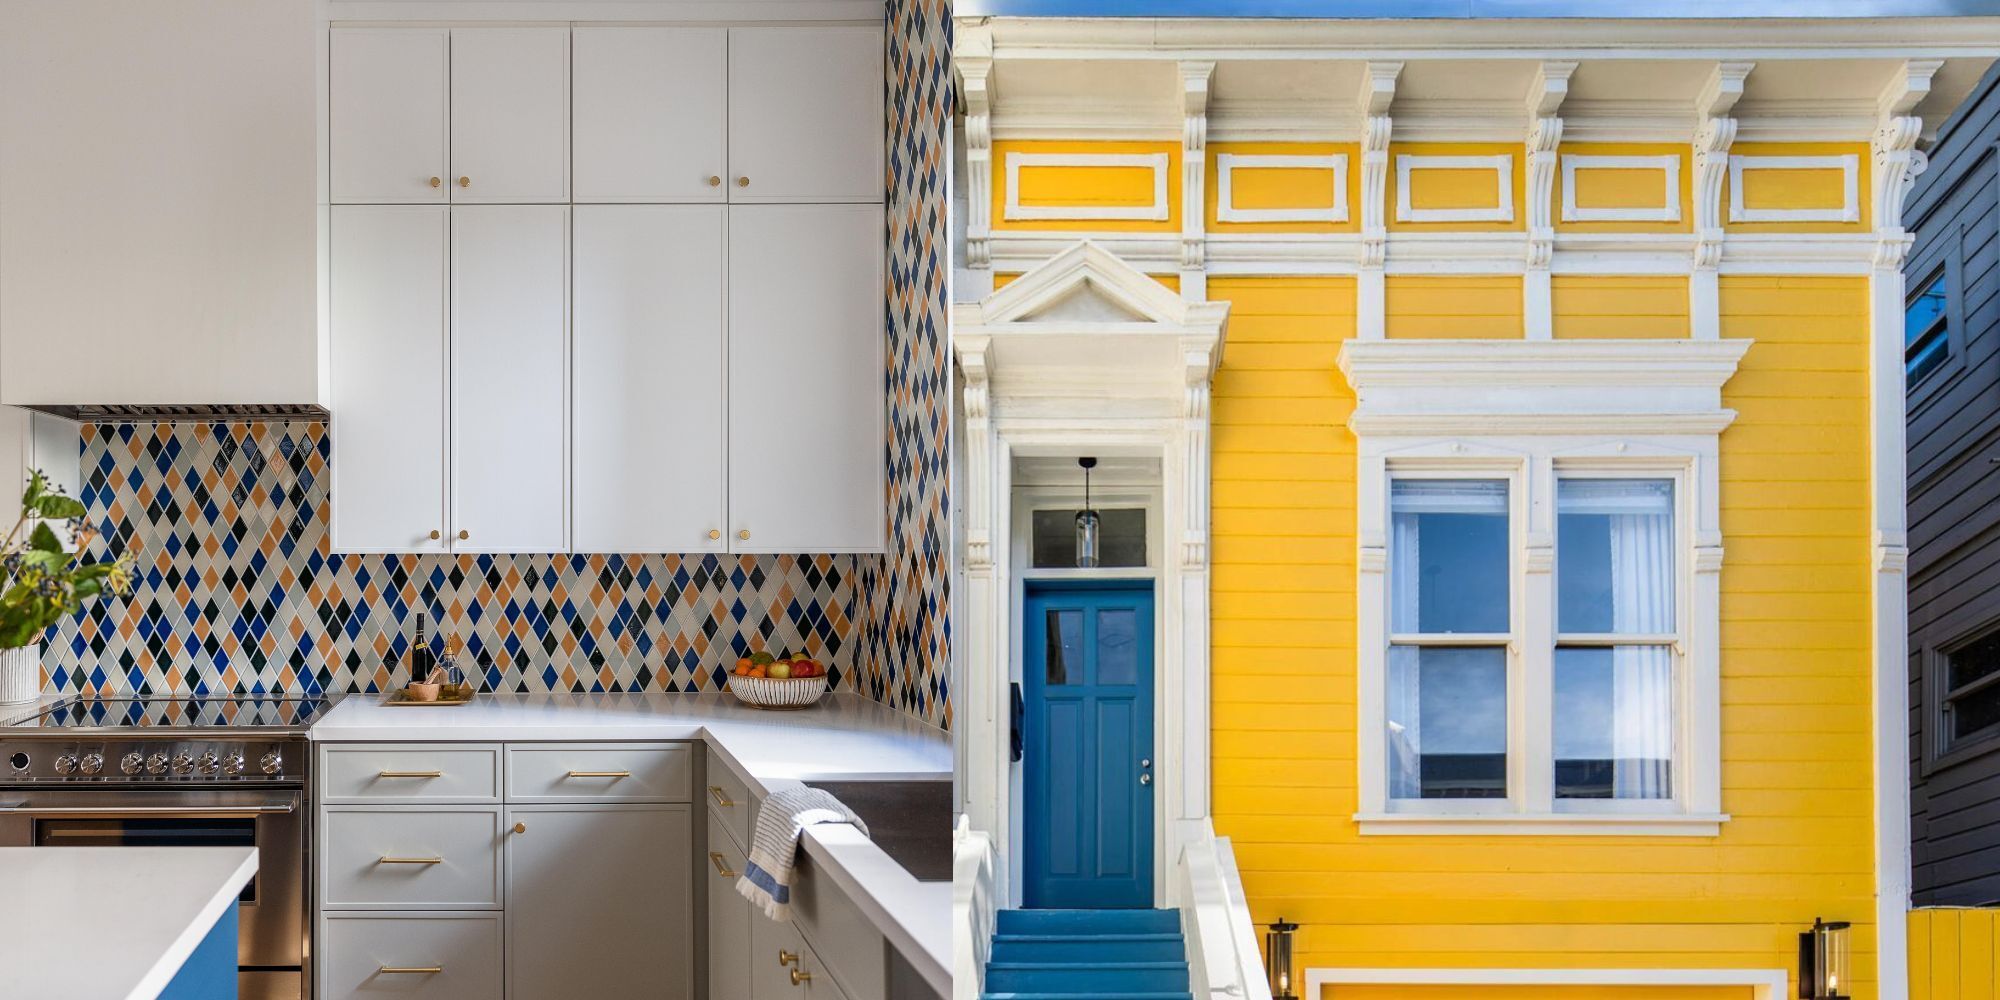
[565,770,630,778]
[779,949,799,967]
[380,966,443,975]
[736,176,750,188]
[378,856,443,865]
[737,529,750,541]
[707,175,722,187]
[458,176,470,188]
[428,529,441,540]
[708,529,721,540]
[791,969,813,986]
[428,177,442,188]
[457,529,469,540]
[512,822,527,834]
[709,851,737,877]
[378,770,442,778]
[708,785,735,808]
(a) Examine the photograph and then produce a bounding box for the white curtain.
[1564,479,1675,800]
[1386,647,1422,799]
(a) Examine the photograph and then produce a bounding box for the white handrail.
[1177,819,1273,1000]
[953,815,998,1000]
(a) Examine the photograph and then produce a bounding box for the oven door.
[0,787,306,996]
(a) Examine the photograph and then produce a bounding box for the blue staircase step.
[991,932,1186,964]
[986,960,1191,993]
[996,908,1181,935]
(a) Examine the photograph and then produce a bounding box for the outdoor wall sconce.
[1075,456,1100,568]
[1266,917,1298,1000]
[1799,917,1850,1000]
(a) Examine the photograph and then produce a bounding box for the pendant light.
[1266,917,1298,1000]
[1075,457,1100,569]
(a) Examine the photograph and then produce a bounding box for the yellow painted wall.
[1555,144,1694,234]
[1387,143,1526,233]
[1724,143,1872,234]
[1552,276,1691,339]
[1384,275,1523,338]
[1207,142,1363,234]
[990,140,1180,233]
[1207,274,1877,1000]
[1911,908,2000,1000]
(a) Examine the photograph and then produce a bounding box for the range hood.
[24,403,329,423]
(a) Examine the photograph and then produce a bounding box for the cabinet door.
[451,206,567,553]
[330,28,448,204]
[728,205,884,553]
[572,206,726,553]
[706,813,752,1000]
[726,27,883,203]
[506,805,692,1000]
[329,206,448,554]
[750,915,851,1000]
[572,28,726,203]
[449,28,568,203]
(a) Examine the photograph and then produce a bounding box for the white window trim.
[1394,154,1514,224]
[1306,966,1789,1000]
[1340,338,1749,837]
[1560,154,1682,223]
[1215,153,1349,223]
[1727,154,1861,224]
[1003,152,1171,222]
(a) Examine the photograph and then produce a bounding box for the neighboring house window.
[1906,270,1950,388]
[1942,627,2000,754]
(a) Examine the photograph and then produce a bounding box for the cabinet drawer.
[505,743,690,802]
[322,808,501,909]
[752,911,852,1000]
[321,746,500,803]
[792,849,886,1000]
[321,913,502,1000]
[705,754,756,849]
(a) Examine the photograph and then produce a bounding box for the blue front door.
[1023,580,1155,909]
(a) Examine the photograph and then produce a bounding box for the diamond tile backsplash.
[44,421,859,698]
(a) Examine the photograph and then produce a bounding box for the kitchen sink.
[805,779,951,882]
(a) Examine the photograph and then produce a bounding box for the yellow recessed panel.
[1233,167,1340,211]
[1406,167,1504,211]
[1209,143,1360,233]
[1738,164,1848,211]
[1388,146,1522,230]
[992,141,1180,233]
[1014,163,1158,209]
[1556,145,1691,233]
[1724,144,1868,230]
[1572,167,1668,208]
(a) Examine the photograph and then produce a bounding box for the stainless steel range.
[0,695,330,1000]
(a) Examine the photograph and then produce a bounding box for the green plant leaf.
[30,495,84,520]
[27,522,61,554]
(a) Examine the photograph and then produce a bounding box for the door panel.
[1024,582,1156,909]
[329,206,448,554]
[450,205,567,553]
[449,28,569,203]
[726,27,883,203]
[572,206,726,553]
[571,28,727,203]
[506,805,691,1000]
[330,29,448,204]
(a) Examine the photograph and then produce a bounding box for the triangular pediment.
[977,241,1200,328]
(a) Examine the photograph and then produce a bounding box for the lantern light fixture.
[1799,917,1850,1000]
[1075,457,1100,569]
[1266,917,1298,1000]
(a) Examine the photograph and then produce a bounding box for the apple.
[767,662,793,679]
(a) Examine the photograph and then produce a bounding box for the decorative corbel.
[956,335,996,571]
[1524,63,1575,268]
[1873,61,1940,270]
[958,53,995,274]
[1180,61,1216,295]
[1691,62,1750,274]
[1357,62,1401,340]
[1180,336,1217,571]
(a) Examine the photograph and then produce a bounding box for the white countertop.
[311,690,952,994]
[0,846,258,1000]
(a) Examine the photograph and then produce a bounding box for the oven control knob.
[258,750,283,775]
[78,753,104,776]
[51,754,77,775]
[171,752,194,774]
[221,753,246,776]
[146,752,169,775]
[196,752,220,775]
[120,752,144,775]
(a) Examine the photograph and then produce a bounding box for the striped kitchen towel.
[737,785,869,922]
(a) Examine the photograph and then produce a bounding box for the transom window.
[1906,270,1950,388]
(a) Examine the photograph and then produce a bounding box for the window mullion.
[1519,457,1556,815]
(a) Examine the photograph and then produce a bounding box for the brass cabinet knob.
[428,530,441,540]
[708,529,721,540]
[512,822,526,834]
[428,176,442,188]
[779,950,799,967]
[707,175,722,187]
[458,176,471,188]
[736,177,750,188]
[790,969,812,986]
[457,529,469,540]
[737,529,750,541]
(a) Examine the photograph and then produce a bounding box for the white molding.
[1395,154,1515,224]
[1353,812,1728,837]
[1561,154,1683,223]
[1727,153,1861,223]
[1306,966,1789,1000]
[1004,152,1170,222]
[1214,153,1348,224]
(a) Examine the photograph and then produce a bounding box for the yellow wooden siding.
[990,140,1180,233]
[1556,144,1694,234]
[1207,142,1363,234]
[1551,276,1691,339]
[1910,908,2000,1000]
[1334,986,1752,1000]
[1387,143,1526,233]
[1723,143,1871,234]
[1384,275,1523,338]
[1207,274,1876,1000]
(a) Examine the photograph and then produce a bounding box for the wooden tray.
[381,684,477,706]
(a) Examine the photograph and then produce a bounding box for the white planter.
[0,644,41,705]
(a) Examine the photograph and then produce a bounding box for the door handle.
[1140,773,1152,785]
[1141,758,1152,768]
[378,856,444,865]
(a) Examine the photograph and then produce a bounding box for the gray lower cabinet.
[751,911,851,1000]
[706,811,753,1000]
[507,803,692,1000]
[320,912,504,1000]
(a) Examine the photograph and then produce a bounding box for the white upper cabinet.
[572,206,727,554]
[728,205,884,554]
[727,26,884,203]
[571,28,727,204]
[330,28,449,204]
[451,206,569,554]
[449,29,570,204]
[330,206,449,555]
[0,0,319,406]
